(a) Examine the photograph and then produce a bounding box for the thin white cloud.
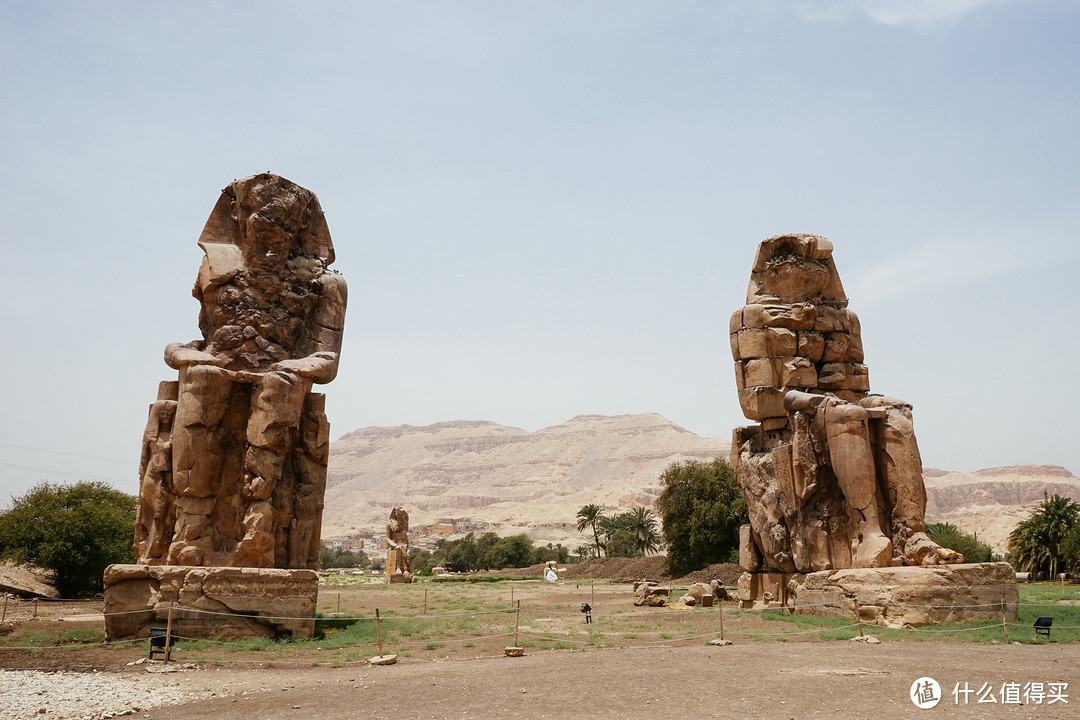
[846,237,1024,307]
[795,0,1019,31]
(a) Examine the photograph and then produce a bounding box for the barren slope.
[323,413,729,544]
[923,464,1080,554]
[323,413,1077,554]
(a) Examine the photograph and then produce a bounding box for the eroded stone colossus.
[134,173,347,571]
[730,234,960,572]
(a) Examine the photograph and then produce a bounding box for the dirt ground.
[136,641,1077,720]
[3,569,1078,719]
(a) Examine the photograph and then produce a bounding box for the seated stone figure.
[133,173,347,570]
[730,234,960,572]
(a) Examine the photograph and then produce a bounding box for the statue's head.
[197,173,335,266]
[746,233,846,307]
[232,174,310,259]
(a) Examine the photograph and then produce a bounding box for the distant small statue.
[133,173,346,570]
[730,234,962,572]
[386,507,413,583]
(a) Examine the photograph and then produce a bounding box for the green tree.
[1060,524,1080,575]
[474,532,501,571]
[319,547,370,569]
[535,542,570,564]
[925,523,994,564]
[604,528,641,558]
[409,547,434,574]
[485,534,537,569]
[0,481,136,596]
[1007,494,1080,579]
[654,458,748,575]
[575,504,606,558]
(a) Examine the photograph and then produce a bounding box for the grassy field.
[1,577,1077,670]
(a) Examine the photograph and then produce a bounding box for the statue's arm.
[164,341,220,370]
[272,272,347,384]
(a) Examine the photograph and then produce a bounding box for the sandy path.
[138,641,1077,720]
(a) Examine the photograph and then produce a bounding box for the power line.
[0,462,137,487]
[0,441,136,465]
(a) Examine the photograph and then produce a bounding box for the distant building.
[433,517,474,535]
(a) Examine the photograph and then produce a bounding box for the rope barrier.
[4,583,1078,662]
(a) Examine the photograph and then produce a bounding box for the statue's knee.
[829,403,868,426]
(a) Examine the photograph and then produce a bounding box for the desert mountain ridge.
[322,413,1077,554]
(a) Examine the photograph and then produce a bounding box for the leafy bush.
[925,522,995,563]
[0,481,136,596]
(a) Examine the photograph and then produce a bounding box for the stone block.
[103,564,317,640]
[737,571,790,608]
[742,303,816,331]
[729,309,744,334]
[735,328,767,359]
[814,306,860,334]
[779,356,817,387]
[739,524,761,572]
[738,387,787,421]
[766,327,798,356]
[822,333,852,362]
[787,562,1019,628]
[742,358,779,387]
[760,416,788,432]
[796,331,824,361]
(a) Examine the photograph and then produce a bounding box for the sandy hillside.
[323,413,1077,553]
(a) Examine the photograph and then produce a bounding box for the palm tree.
[627,506,661,556]
[1008,494,1080,579]
[576,504,605,558]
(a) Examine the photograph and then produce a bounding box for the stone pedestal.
[738,562,1018,628]
[103,564,318,640]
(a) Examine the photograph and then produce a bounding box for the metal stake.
[1001,594,1009,643]
[718,599,725,641]
[376,608,384,657]
[164,601,175,662]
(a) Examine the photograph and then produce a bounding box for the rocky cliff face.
[323,414,729,544]
[323,414,1077,554]
[923,465,1080,554]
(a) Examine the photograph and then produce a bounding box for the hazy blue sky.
[2,0,1078,506]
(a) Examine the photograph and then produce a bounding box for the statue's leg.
[168,365,232,565]
[288,394,329,569]
[234,373,309,567]
[243,373,309,498]
[172,365,232,497]
[873,402,963,565]
[823,401,894,567]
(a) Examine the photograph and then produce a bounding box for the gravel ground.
[0,667,207,720]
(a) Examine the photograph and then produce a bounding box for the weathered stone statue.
[385,507,413,583]
[105,174,345,640]
[730,234,960,572]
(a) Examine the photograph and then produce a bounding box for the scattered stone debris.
[633,581,669,607]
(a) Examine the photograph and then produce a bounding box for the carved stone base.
[103,564,318,641]
[738,562,1018,628]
